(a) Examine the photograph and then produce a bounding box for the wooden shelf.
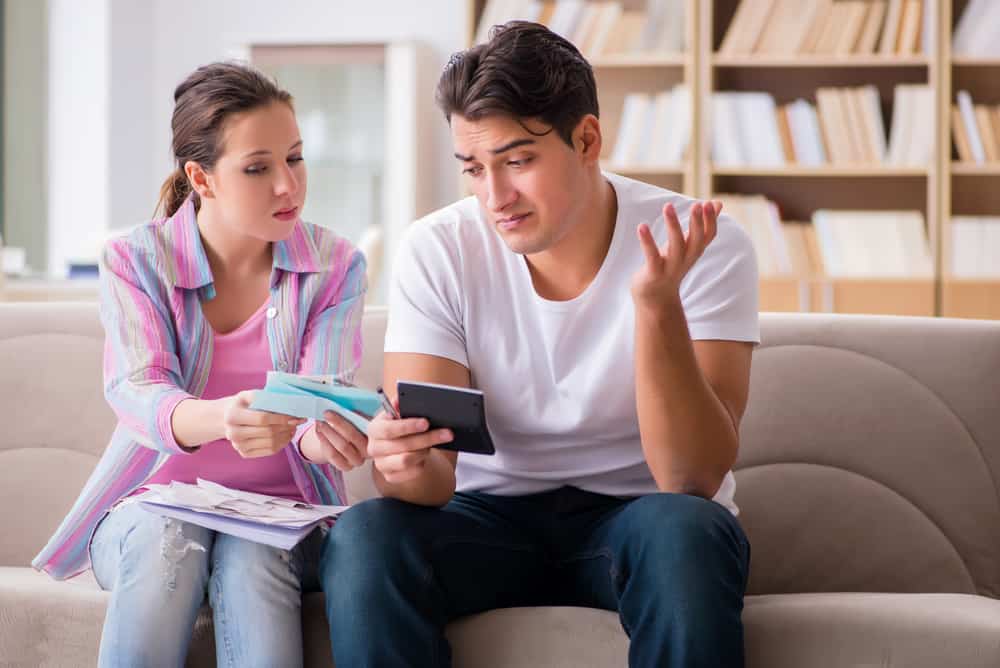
[951,163,1000,176]
[712,55,930,68]
[591,54,688,68]
[950,56,1000,67]
[711,165,930,177]
[604,163,686,176]
[942,279,1000,320]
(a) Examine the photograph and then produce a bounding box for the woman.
[33,61,369,667]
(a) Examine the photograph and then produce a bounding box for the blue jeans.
[90,503,323,668]
[320,486,750,668]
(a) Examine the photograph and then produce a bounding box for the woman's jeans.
[90,502,323,668]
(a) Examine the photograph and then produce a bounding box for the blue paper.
[248,372,381,433]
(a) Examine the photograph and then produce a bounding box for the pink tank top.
[144,300,304,501]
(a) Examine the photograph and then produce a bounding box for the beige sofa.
[2,301,1000,667]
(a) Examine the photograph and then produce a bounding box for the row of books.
[719,0,932,57]
[952,91,1000,165]
[951,218,1000,278]
[475,0,686,57]
[952,0,1000,57]
[718,194,934,278]
[608,86,690,168]
[711,86,933,167]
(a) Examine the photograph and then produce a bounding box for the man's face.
[451,114,590,256]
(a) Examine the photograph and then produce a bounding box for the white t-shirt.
[384,173,760,514]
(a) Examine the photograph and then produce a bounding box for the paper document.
[248,371,382,433]
[129,479,350,550]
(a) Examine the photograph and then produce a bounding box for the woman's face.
[199,101,307,242]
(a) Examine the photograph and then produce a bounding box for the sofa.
[2,301,1000,667]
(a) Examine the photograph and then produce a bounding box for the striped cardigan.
[33,199,366,579]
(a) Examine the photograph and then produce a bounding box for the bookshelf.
[467,0,999,320]
[941,0,1000,319]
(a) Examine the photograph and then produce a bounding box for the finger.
[368,415,433,441]
[706,200,720,245]
[227,424,296,442]
[663,203,686,264]
[316,421,366,468]
[636,223,662,268]
[322,411,369,452]
[234,408,305,428]
[685,202,706,265]
[318,437,354,471]
[375,451,429,480]
[368,429,453,458]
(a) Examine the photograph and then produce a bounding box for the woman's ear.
[575,114,603,166]
[184,161,214,200]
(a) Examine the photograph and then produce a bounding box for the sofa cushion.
[5,568,1000,668]
[744,593,1000,668]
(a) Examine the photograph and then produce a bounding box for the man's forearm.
[634,299,739,497]
[373,449,457,507]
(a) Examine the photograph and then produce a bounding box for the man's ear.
[574,114,602,166]
[184,160,214,200]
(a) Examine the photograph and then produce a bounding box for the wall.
[3,0,48,273]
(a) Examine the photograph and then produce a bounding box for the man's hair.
[435,21,599,147]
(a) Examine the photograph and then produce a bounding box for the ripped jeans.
[90,502,324,668]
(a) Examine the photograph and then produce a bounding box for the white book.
[964,3,1000,56]
[645,90,675,167]
[906,86,935,165]
[610,93,652,167]
[886,85,914,165]
[585,3,624,59]
[654,0,687,54]
[859,86,888,162]
[736,92,786,167]
[895,211,933,277]
[952,0,989,54]
[786,99,827,165]
[766,199,793,274]
[548,0,587,40]
[921,0,936,56]
[663,85,691,166]
[712,93,747,166]
[957,90,986,164]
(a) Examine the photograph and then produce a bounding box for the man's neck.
[525,173,618,302]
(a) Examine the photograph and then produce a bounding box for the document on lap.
[248,371,382,433]
[125,478,350,550]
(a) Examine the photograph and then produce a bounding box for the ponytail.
[155,168,196,219]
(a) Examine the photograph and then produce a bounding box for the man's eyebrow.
[242,139,303,159]
[453,138,537,162]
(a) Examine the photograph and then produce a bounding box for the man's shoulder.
[607,172,698,224]
[403,196,489,255]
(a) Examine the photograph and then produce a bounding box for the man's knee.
[624,493,747,568]
[320,497,434,585]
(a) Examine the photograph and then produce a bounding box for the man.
[320,21,759,668]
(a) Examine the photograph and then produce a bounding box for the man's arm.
[631,200,754,498]
[366,352,470,506]
[634,298,752,497]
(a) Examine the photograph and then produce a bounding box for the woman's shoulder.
[296,220,362,262]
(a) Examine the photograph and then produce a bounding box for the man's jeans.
[90,503,324,668]
[321,486,750,668]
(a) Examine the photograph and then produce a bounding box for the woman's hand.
[299,412,369,471]
[222,390,306,458]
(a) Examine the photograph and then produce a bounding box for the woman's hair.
[435,21,599,147]
[156,61,293,218]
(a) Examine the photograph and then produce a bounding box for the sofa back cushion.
[3,303,999,601]
[736,314,1000,599]
[0,303,114,567]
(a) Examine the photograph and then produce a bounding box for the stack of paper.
[249,371,382,433]
[130,479,350,550]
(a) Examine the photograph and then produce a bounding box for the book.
[132,478,349,550]
[248,371,383,433]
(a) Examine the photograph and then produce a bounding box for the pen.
[376,387,400,419]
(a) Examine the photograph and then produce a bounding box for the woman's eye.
[245,164,267,175]
[462,166,483,177]
[288,155,304,164]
